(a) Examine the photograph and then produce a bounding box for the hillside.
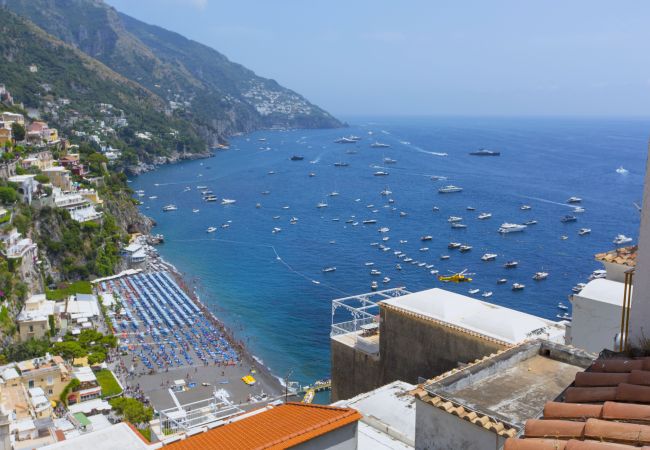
[3,0,343,146]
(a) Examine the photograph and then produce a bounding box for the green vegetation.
[96,369,122,398]
[109,397,153,425]
[139,427,152,442]
[51,329,116,363]
[11,123,25,142]
[59,378,80,406]
[45,281,92,300]
[2,337,51,363]
[48,314,56,337]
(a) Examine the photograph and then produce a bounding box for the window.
[48,388,53,395]
[47,376,53,385]
[28,380,34,389]
[29,325,33,332]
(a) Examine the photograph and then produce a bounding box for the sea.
[129,116,648,388]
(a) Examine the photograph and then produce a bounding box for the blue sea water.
[130,116,648,386]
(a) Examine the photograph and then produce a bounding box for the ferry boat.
[374,171,389,176]
[162,204,177,212]
[438,185,463,193]
[469,149,500,156]
[448,216,463,223]
[498,223,526,233]
[512,283,525,291]
[370,142,390,148]
[481,253,497,261]
[613,234,633,245]
[560,215,577,223]
[567,196,582,204]
[478,212,492,220]
[421,235,433,241]
[459,245,472,252]
[578,228,591,236]
[206,227,217,233]
[221,199,236,205]
[322,267,336,273]
[504,261,518,269]
[533,272,549,281]
[448,242,461,249]
[290,155,304,161]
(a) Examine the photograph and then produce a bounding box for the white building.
[8,174,37,204]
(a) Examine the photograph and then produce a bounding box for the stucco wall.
[379,306,505,384]
[415,399,506,450]
[331,338,381,402]
[570,293,622,353]
[292,422,357,450]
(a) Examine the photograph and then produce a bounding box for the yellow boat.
[241,375,256,385]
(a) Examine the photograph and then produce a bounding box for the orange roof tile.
[594,246,638,268]
[164,403,361,450]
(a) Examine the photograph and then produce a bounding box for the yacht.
[322,267,337,273]
[438,185,463,193]
[524,220,538,225]
[497,278,508,284]
[448,242,462,249]
[481,253,497,261]
[403,257,413,263]
[440,255,451,260]
[290,155,304,161]
[384,158,397,164]
[459,245,472,252]
[589,269,607,280]
[613,234,633,245]
[451,223,467,229]
[504,261,518,269]
[334,162,349,167]
[421,235,433,241]
[616,166,629,175]
[370,142,390,148]
[573,207,586,213]
[533,272,549,281]
[448,216,463,223]
[380,188,392,196]
[363,219,377,224]
[478,212,492,220]
[383,277,391,284]
[192,209,200,213]
[206,227,217,233]
[498,223,527,233]
[316,202,328,209]
[374,171,389,176]
[578,228,591,236]
[370,269,381,276]
[567,196,582,204]
[482,291,493,298]
[561,215,577,223]
[469,149,500,156]
[468,289,480,295]
[371,281,379,290]
[221,199,236,205]
[512,283,525,291]
[162,204,178,212]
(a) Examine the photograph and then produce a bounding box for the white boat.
[504,261,518,269]
[421,235,433,241]
[561,235,569,240]
[371,281,378,290]
[371,141,390,148]
[448,216,463,223]
[379,227,390,233]
[572,283,586,293]
[466,206,476,211]
[533,272,549,281]
[380,188,392,196]
[382,277,391,284]
[192,209,200,213]
[524,220,538,225]
[382,236,390,241]
[498,223,526,233]
[419,247,429,252]
[221,199,236,205]
[512,283,525,291]
[589,269,607,280]
[396,264,402,270]
[432,206,440,211]
[418,262,426,267]
[370,269,381,276]
[482,291,493,298]
[328,191,339,197]
[272,227,282,234]
[316,202,328,209]
[290,217,298,224]
[477,212,492,220]
[497,278,507,284]
[273,216,280,220]
[322,267,336,273]
[399,240,408,244]
[148,196,158,200]
[573,207,585,213]
[438,185,463,193]
[451,223,467,229]
[520,205,532,210]
[613,234,633,245]
[567,196,582,204]
[616,166,629,175]
[206,227,217,233]
[578,228,591,236]
[558,302,568,310]
[162,204,177,212]
[400,212,407,217]
[374,171,389,176]
[365,262,375,266]
[221,223,230,229]
[448,242,461,249]
[459,245,472,252]
[384,158,397,164]
[468,288,480,295]
[430,269,439,275]
[363,219,377,224]
[440,255,450,260]
[481,253,497,261]
[196,185,208,189]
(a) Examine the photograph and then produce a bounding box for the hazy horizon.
[106,0,650,118]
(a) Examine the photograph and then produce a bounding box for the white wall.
[292,422,358,450]
[630,145,650,346]
[570,292,622,353]
[415,399,506,450]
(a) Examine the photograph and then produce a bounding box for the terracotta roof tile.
[574,373,630,387]
[590,359,644,373]
[602,401,650,422]
[629,370,650,386]
[163,403,361,450]
[524,419,585,439]
[615,383,650,403]
[594,246,638,268]
[565,440,648,449]
[543,403,603,421]
[504,438,567,449]
[564,387,618,403]
[583,418,650,445]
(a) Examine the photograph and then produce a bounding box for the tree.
[11,123,25,142]
[34,174,50,184]
[51,341,86,359]
[110,398,153,425]
[0,187,17,205]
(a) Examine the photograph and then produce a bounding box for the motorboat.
[261,191,271,195]
[533,272,549,281]
[557,313,572,321]
[448,216,463,223]
[512,283,525,291]
[403,257,413,263]
[421,235,433,241]
[396,264,402,270]
[363,219,377,224]
[370,242,380,247]
[309,172,316,177]
[192,209,199,213]
[316,202,328,208]
[206,227,217,233]
[419,247,429,252]
[589,269,607,280]
[384,158,397,164]
[573,207,585,213]
[468,288,480,294]
[478,212,492,220]
[561,235,569,240]
[370,142,390,148]
[290,217,298,224]
[162,204,177,212]
[497,278,508,284]
[432,206,440,212]
[399,240,408,244]
[498,223,526,233]
[148,196,157,200]
[440,255,451,260]
[459,245,472,252]
[481,253,497,261]
[334,137,358,144]
[382,236,390,242]
[374,171,389,176]
[290,155,304,161]
[561,215,577,223]
[268,171,276,175]
[616,166,629,175]
[282,206,290,210]
[469,149,500,156]
[204,196,218,202]
[520,205,532,210]
[466,206,476,211]
[430,176,447,181]
[365,262,375,266]
[438,185,463,193]
[451,223,467,229]
[430,269,439,275]
[256,203,261,209]
[558,302,568,310]
[448,242,462,249]
[504,261,518,269]
[482,291,493,298]
[221,199,236,205]
[572,283,586,293]
[371,281,379,290]
[272,227,282,234]
[196,185,208,189]
[273,216,280,220]
[567,196,582,203]
[334,162,349,167]
[400,211,407,217]
[613,234,633,245]
[383,277,391,283]
[328,191,339,197]
[524,220,538,225]
[380,188,392,196]
[370,269,381,276]
[322,267,336,273]
[578,228,591,236]
[418,262,426,267]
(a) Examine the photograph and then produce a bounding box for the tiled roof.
[595,246,638,268]
[504,356,650,449]
[164,402,361,450]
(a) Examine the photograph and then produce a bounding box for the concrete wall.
[331,338,381,402]
[379,306,505,385]
[415,399,506,450]
[292,422,358,450]
[570,293,622,353]
[631,144,650,346]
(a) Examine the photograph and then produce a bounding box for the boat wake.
[517,195,577,208]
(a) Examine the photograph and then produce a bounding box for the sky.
[105,0,650,117]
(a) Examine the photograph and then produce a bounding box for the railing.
[619,268,635,351]
[331,316,376,337]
